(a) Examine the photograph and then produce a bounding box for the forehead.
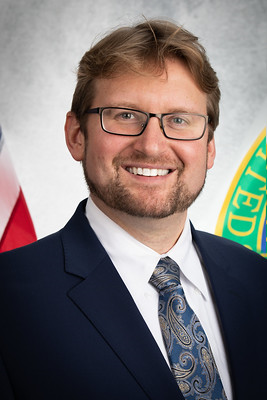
[92,59,207,112]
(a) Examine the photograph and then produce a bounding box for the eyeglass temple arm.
[86,108,101,114]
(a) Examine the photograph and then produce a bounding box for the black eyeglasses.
[86,107,209,141]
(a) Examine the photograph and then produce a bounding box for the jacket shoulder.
[0,200,89,269]
[195,228,265,257]
[192,226,267,279]
[0,231,62,270]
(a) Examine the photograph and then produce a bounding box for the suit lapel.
[191,226,251,340]
[60,201,182,400]
[191,226,254,399]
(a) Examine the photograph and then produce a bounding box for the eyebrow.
[105,103,200,114]
[107,102,139,109]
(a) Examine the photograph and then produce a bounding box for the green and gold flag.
[215,128,266,258]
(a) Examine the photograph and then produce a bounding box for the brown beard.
[82,152,207,219]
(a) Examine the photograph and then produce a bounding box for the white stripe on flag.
[0,127,20,240]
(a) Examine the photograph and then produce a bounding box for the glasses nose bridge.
[147,112,163,131]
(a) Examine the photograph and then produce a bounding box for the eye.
[112,110,144,124]
[118,112,135,120]
[172,116,187,125]
[165,114,192,130]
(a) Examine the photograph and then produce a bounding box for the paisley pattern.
[149,257,227,400]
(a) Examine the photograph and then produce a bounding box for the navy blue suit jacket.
[0,200,266,399]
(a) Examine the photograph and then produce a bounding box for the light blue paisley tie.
[149,257,227,400]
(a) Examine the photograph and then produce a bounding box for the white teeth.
[143,168,151,176]
[150,169,158,177]
[157,169,169,176]
[127,167,169,176]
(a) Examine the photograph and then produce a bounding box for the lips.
[126,167,170,176]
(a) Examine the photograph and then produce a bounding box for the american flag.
[0,126,37,252]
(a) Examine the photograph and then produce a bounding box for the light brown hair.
[71,19,220,141]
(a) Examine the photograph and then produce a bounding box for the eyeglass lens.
[101,108,206,139]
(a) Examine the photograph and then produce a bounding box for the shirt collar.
[85,196,208,299]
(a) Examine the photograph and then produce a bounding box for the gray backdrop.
[0,0,266,238]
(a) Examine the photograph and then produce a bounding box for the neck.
[91,195,187,254]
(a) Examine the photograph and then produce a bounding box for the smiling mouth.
[126,167,170,177]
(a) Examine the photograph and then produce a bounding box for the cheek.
[173,141,207,165]
[84,141,115,184]
[86,152,106,176]
[86,134,133,173]
[176,143,209,180]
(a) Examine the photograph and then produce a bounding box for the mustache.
[112,153,184,171]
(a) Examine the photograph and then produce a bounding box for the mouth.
[126,167,171,177]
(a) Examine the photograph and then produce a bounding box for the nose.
[132,116,167,157]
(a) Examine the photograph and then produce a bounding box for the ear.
[207,137,216,170]
[65,112,85,161]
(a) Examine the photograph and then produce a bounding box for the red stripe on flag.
[0,188,37,252]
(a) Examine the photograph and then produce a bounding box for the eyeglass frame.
[86,106,210,141]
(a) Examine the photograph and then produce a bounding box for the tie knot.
[149,257,181,292]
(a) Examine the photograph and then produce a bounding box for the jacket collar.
[60,200,183,400]
[191,224,257,400]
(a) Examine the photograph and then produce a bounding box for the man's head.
[71,19,220,142]
[65,19,218,222]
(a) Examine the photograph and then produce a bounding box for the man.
[0,19,266,400]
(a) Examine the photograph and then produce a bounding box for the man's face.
[80,59,215,219]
